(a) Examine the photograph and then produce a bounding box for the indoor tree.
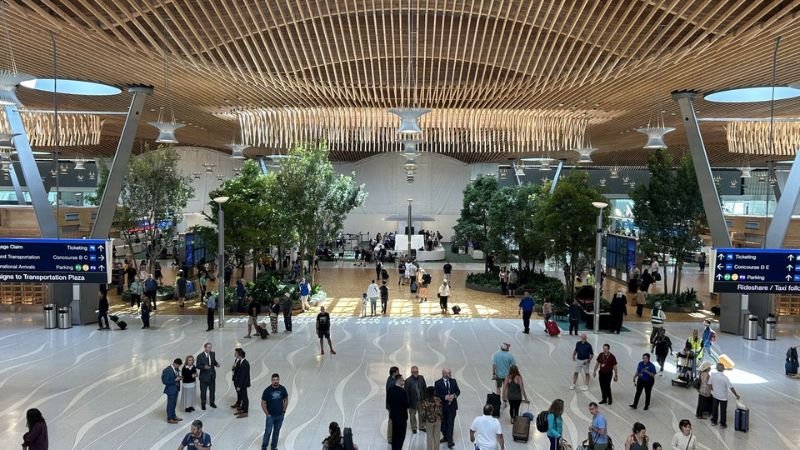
[453,175,499,272]
[630,148,706,294]
[536,171,608,297]
[118,145,193,273]
[272,142,365,284]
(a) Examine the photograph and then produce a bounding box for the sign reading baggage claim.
[712,248,800,293]
[0,238,112,284]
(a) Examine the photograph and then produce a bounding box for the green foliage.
[118,145,193,267]
[271,143,366,283]
[536,171,608,297]
[488,184,548,267]
[630,149,706,294]
[207,160,280,273]
[453,175,499,268]
[249,271,308,309]
[465,271,568,307]
[647,288,700,312]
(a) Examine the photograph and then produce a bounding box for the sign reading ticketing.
[0,238,112,283]
[712,248,800,293]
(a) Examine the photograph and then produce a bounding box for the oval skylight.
[20,78,121,96]
[704,86,800,103]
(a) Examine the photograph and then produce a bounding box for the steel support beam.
[79,85,151,327]
[8,163,26,205]
[673,91,745,334]
[258,157,269,174]
[549,160,564,194]
[765,150,800,248]
[90,85,151,238]
[5,105,58,237]
[511,160,523,186]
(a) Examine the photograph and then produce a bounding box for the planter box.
[465,282,501,294]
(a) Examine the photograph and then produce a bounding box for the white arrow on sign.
[716,274,723,280]
[786,275,793,281]
[788,265,794,271]
[718,254,725,260]
[98,245,104,251]
[99,265,105,271]
[717,264,724,270]
[99,255,105,261]
[789,255,795,261]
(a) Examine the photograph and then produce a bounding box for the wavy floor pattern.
[1,313,799,450]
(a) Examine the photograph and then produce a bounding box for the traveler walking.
[492,343,516,396]
[469,404,505,450]
[588,402,609,450]
[518,292,534,334]
[281,293,293,332]
[260,373,289,450]
[545,399,564,450]
[609,289,627,334]
[671,419,697,450]
[593,344,618,405]
[380,281,389,315]
[624,422,649,450]
[316,306,336,355]
[629,353,657,410]
[571,333,593,390]
[438,280,450,313]
[204,292,216,331]
[568,299,582,335]
[367,280,379,316]
[177,419,211,450]
[709,363,740,428]
[695,362,713,419]
[501,365,529,422]
[244,295,260,339]
[21,408,48,450]
[97,290,110,330]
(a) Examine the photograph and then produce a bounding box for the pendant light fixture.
[636,27,674,149]
[389,0,429,135]
[228,143,248,160]
[574,113,597,163]
[148,33,183,144]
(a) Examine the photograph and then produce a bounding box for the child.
[652,443,662,450]
[361,293,368,318]
[543,299,553,321]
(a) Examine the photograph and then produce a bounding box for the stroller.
[671,348,698,387]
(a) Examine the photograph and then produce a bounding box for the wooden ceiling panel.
[1,0,799,164]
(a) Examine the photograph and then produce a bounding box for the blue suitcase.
[735,408,749,432]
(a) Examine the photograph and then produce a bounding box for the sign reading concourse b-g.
[711,248,800,294]
[0,238,112,284]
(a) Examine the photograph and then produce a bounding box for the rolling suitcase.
[718,354,735,369]
[109,315,127,330]
[512,414,531,442]
[735,408,749,432]
[486,393,501,417]
[254,323,269,339]
[410,280,418,293]
[545,320,560,336]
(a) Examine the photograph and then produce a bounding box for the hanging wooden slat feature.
[726,121,800,157]
[237,107,612,153]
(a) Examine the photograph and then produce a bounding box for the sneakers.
[580,385,589,391]
[569,384,575,390]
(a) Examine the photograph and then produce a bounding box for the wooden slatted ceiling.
[1,0,799,164]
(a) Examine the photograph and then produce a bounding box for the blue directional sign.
[712,248,800,293]
[0,238,112,283]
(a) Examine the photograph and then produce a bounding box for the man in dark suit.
[161,358,183,423]
[434,368,460,448]
[196,342,220,410]
[387,373,409,450]
[232,347,251,418]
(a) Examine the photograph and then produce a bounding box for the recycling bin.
[43,304,57,329]
[764,315,777,341]
[57,306,73,329]
[744,314,758,340]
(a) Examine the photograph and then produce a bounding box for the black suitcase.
[410,280,418,293]
[487,393,501,417]
[381,269,389,280]
[735,408,749,432]
[109,315,127,330]
[255,323,269,339]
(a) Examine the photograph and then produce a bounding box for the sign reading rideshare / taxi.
[0,238,112,283]
[712,248,800,293]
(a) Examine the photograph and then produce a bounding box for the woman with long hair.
[502,365,529,422]
[624,422,649,450]
[22,408,48,450]
[182,355,198,412]
[546,399,564,450]
[420,386,442,450]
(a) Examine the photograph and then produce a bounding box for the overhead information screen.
[0,238,112,283]
[712,248,800,293]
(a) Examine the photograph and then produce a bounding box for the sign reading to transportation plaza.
[712,248,800,293]
[0,238,112,283]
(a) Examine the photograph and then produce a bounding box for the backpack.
[422,273,432,284]
[536,411,549,433]
[343,427,355,450]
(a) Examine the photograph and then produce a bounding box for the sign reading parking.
[712,248,800,293]
[0,238,112,284]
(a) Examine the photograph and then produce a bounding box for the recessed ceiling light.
[20,78,121,96]
[704,86,800,103]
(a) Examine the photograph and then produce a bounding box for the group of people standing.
[161,342,290,450]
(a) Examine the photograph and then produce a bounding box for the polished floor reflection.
[1,312,798,449]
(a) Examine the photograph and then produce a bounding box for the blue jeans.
[166,393,178,420]
[261,414,284,450]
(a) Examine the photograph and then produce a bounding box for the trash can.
[764,315,777,340]
[57,306,73,329]
[43,304,57,329]
[744,314,758,340]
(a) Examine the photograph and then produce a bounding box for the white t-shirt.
[470,415,502,450]
[709,371,732,401]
